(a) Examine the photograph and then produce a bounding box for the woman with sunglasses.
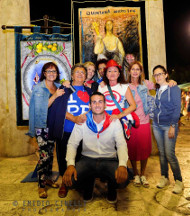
[152,65,183,194]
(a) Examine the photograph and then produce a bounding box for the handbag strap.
[107,84,123,113]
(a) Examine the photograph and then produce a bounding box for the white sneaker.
[157,176,170,188]
[133,175,141,187]
[140,176,149,188]
[172,180,184,194]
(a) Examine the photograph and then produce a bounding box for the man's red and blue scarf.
[86,110,112,139]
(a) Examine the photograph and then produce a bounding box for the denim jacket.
[126,83,149,115]
[27,80,61,137]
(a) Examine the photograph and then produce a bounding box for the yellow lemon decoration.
[51,46,57,52]
[36,49,42,53]
[36,43,43,49]
[27,42,63,56]
[48,44,53,49]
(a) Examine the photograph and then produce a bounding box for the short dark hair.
[96,59,108,69]
[90,92,105,104]
[39,62,60,82]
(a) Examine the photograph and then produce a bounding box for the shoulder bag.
[107,84,139,139]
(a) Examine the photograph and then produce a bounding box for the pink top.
[129,80,155,125]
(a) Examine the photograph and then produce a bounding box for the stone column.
[0,0,36,157]
[145,0,167,80]
[145,0,166,155]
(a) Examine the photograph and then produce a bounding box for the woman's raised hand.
[92,22,100,35]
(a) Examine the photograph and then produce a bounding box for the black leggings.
[56,132,82,176]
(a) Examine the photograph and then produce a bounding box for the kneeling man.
[62,92,129,203]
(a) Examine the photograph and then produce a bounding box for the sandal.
[133,175,141,187]
[140,176,149,188]
[39,187,48,199]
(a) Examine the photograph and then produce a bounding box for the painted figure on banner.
[21,40,72,121]
[92,20,125,66]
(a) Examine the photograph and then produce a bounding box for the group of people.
[27,57,184,203]
[181,90,190,120]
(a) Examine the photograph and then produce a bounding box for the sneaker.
[106,189,117,204]
[140,176,149,188]
[133,175,141,187]
[157,176,170,188]
[172,180,184,194]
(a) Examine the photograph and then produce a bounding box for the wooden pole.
[43,15,49,34]
[1,25,71,30]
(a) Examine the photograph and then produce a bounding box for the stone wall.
[0,0,36,157]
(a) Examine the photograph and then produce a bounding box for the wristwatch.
[171,124,175,128]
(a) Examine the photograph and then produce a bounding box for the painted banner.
[15,27,72,125]
[78,6,142,64]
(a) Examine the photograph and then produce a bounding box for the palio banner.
[78,6,142,64]
[72,0,148,79]
[14,27,72,125]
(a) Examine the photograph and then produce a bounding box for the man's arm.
[113,120,129,183]
[114,119,129,166]
[115,166,128,184]
[63,124,83,186]
[63,165,77,187]
[66,124,83,166]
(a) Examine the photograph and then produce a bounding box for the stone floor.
[0,116,190,216]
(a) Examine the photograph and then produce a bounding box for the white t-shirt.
[66,118,128,167]
[158,84,168,99]
[98,83,129,114]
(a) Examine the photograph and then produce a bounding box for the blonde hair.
[83,61,96,70]
[126,61,145,85]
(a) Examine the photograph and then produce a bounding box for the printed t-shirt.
[64,86,90,132]
[98,83,129,115]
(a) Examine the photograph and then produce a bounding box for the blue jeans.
[153,124,182,181]
[72,156,130,191]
